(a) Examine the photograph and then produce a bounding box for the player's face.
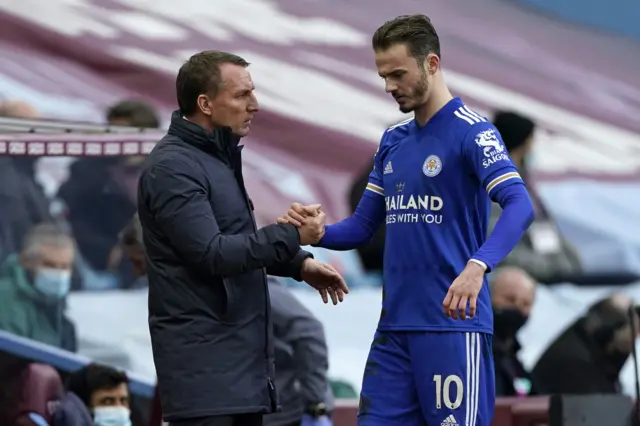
[199,63,259,137]
[375,44,433,113]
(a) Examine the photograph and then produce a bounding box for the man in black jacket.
[137,50,348,426]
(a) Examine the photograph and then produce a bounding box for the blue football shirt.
[365,98,523,333]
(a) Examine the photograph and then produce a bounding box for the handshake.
[277,203,326,246]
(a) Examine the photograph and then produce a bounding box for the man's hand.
[278,203,326,245]
[442,262,485,320]
[300,258,349,305]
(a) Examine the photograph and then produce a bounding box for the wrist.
[305,402,327,418]
[467,259,487,274]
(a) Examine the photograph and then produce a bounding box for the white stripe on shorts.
[465,332,481,426]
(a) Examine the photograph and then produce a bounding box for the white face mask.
[33,267,71,298]
[93,406,132,426]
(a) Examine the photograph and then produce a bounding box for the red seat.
[13,363,64,426]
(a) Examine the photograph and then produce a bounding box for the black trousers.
[170,414,263,426]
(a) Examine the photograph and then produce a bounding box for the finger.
[286,209,306,225]
[322,265,349,294]
[303,204,322,216]
[442,290,453,315]
[457,295,469,320]
[291,203,308,215]
[335,286,345,302]
[319,289,328,304]
[327,287,339,305]
[276,217,289,224]
[469,295,477,318]
[448,294,461,319]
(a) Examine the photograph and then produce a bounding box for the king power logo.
[475,129,510,169]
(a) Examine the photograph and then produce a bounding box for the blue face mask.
[93,406,132,426]
[33,268,71,298]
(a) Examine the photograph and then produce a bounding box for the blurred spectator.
[0,223,76,351]
[490,267,537,397]
[119,214,147,289]
[490,111,582,283]
[532,294,638,394]
[66,363,131,426]
[348,160,384,273]
[0,101,52,263]
[55,99,159,290]
[267,277,334,426]
[106,99,160,128]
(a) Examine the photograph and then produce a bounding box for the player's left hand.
[300,258,349,305]
[442,262,486,320]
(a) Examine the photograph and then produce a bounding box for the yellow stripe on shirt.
[486,172,521,194]
[366,182,384,196]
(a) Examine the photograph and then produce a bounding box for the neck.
[184,113,214,133]
[414,75,453,127]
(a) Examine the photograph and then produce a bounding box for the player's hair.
[66,363,129,408]
[372,14,441,63]
[107,99,160,128]
[176,50,250,116]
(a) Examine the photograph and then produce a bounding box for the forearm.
[317,193,384,250]
[472,184,535,271]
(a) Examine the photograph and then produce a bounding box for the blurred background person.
[56,100,159,291]
[490,111,582,283]
[118,213,147,289]
[0,223,76,351]
[532,294,638,394]
[490,267,537,397]
[66,363,132,426]
[267,276,333,426]
[0,101,52,263]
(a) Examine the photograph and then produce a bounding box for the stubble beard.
[399,67,429,114]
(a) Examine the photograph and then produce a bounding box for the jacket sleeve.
[267,250,313,281]
[142,159,301,277]
[269,281,330,406]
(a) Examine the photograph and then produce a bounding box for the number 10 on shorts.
[433,374,463,410]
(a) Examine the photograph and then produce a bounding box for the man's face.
[22,244,74,272]
[492,273,536,318]
[375,44,434,114]
[201,63,259,137]
[90,382,130,409]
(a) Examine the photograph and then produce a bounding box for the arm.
[266,250,313,281]
[142,159,301,277]
[463,124,535,272]
[318,135,388,250]
[269,280,329,406]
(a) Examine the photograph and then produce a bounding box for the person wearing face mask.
[489,111,582,284]
[490,267,537,397]
[0,222,77,351]
[532,294,639,394]
[65,363,132,426]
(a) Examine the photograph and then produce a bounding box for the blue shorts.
[358,331,495,426]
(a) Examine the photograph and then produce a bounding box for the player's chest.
[380,136,463,193]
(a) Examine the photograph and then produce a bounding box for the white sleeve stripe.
[387,117,413,131]
[454,110,475,125]
[462,106,486,122]
[458,107,482,123]
[366,182,384,196]
[486,172,521,194]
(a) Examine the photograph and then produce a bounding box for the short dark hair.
[493,111,535,152]
[119,214,143,249]
[372,14,441,62]
[176,50,250,115]
[107,100,159,128]
[66,363,129,407]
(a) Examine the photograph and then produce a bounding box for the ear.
[426,54,440,75]
[197,94,212,117]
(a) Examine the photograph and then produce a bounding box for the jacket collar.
[167,110,242,162]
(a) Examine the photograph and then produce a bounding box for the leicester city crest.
[422,155,442,177]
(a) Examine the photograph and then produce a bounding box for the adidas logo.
[383,161,393,174]
[441,414,458,426]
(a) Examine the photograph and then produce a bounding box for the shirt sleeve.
[462,122,524,200]
[364,134,386,198]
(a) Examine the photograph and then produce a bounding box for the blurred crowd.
[0,97,639,425]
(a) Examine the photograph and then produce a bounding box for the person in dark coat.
[532,294,639,394]
[266,277,333,426]
[137,50,348,426]
[490,267,537,397]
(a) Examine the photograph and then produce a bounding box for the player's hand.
[277,203,321,227]
[300,259,349,305]
[442,262,485,320]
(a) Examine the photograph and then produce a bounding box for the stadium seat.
[13,363,64,426]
